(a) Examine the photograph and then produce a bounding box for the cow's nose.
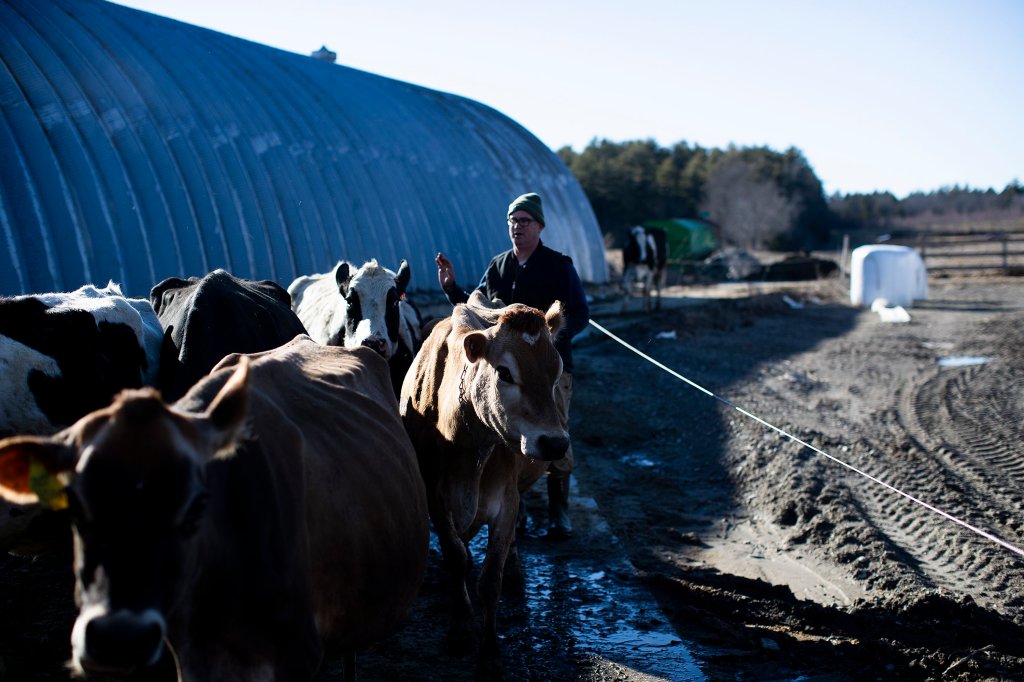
[536,435,570,461]
[361,337,388,357]
[81,611,165,673]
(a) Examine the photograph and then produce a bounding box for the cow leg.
[619,273,631,313]
[515,496,529,534]
[502,539,525,597]
[341,650,356,682]
[477,483,519,660]
[654,267,666,310]
[545,470,573,539]
[427,492,476,654]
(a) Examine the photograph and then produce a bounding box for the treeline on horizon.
[556,138,1024,251]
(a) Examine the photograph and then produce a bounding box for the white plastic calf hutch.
[849,245,929,307]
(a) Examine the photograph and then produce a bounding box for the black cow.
[622,225,668,312]
[0,283,162,436]
[150,270,307,402]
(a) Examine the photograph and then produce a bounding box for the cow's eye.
[496,366,515,384]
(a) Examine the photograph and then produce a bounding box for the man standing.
[435,192,590,539]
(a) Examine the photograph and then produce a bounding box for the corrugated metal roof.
[0,0,605,298]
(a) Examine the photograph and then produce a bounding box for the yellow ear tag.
[28,459,68,511]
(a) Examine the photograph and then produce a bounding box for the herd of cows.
[0,260,570,680]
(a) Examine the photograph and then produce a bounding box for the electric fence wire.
[588,317,1024,561]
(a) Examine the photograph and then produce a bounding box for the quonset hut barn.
[0,0,605,298]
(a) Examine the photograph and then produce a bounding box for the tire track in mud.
[849,328,1024,621]
[727,287,1024,624]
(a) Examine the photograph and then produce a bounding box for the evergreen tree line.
[557,139,1023,251]
[828,181,1024,233]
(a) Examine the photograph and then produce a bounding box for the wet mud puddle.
[484,487,707,681]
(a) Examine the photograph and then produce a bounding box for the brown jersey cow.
[0,335,428,681]
[399,291,568,663]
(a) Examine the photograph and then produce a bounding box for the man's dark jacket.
[444,241,589,373]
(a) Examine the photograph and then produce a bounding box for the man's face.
[508,210,542,253]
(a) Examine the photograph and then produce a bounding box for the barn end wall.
[0,0,605,298]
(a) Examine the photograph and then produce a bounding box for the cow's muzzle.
[531,434,570,461]
[75,609,166,675]
[360,336,390,358]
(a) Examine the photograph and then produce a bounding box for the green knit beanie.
[507,192,544,225]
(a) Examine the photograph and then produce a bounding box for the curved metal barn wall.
[0,0,606,298]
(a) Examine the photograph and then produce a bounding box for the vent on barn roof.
[310,45,337,62]
[0,0,604,297]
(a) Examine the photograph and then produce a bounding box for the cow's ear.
[201,358,251,457]
[149,276,189,313]
[0,436,76,508]
[395,260,411,295]
[463,331,488,363]
[545,300,565,338]
[335,262,352,297]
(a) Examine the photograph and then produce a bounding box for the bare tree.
[701,155,795,249]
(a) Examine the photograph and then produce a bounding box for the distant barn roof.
[0,0,605,297]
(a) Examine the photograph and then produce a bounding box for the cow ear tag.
[28,459,68,511]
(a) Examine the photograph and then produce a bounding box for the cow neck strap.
[458,364,488,469]
[458,364,472,432]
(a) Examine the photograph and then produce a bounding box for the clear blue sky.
[112,0,1022,199]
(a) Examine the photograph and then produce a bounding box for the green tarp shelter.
[641,219,719,261]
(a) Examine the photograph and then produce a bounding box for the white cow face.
[337,259,411,358]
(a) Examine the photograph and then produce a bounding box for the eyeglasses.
[508,217,535,228]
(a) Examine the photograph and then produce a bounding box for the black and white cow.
[288,259,421,395]
[150,269,308,403]
[0,283,162,436]
[621,225,668,312]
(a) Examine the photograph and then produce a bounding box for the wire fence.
[587,317,1024,561]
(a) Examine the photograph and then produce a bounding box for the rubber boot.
[545,472,572,540]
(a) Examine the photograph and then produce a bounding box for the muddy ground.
[565,275,1024,681]
[2,275,1023,681]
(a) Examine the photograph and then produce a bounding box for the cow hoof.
[540,525,572,541]
[475,652,504,681]
[502,568,525,598]
[445,619,478,657]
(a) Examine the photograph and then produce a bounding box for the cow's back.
[399,313,459,449]
[153,270,307,401]
[287,272,338,345]
[0,284,162,435]
[648,226,668,270]
[202,336,429,649]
